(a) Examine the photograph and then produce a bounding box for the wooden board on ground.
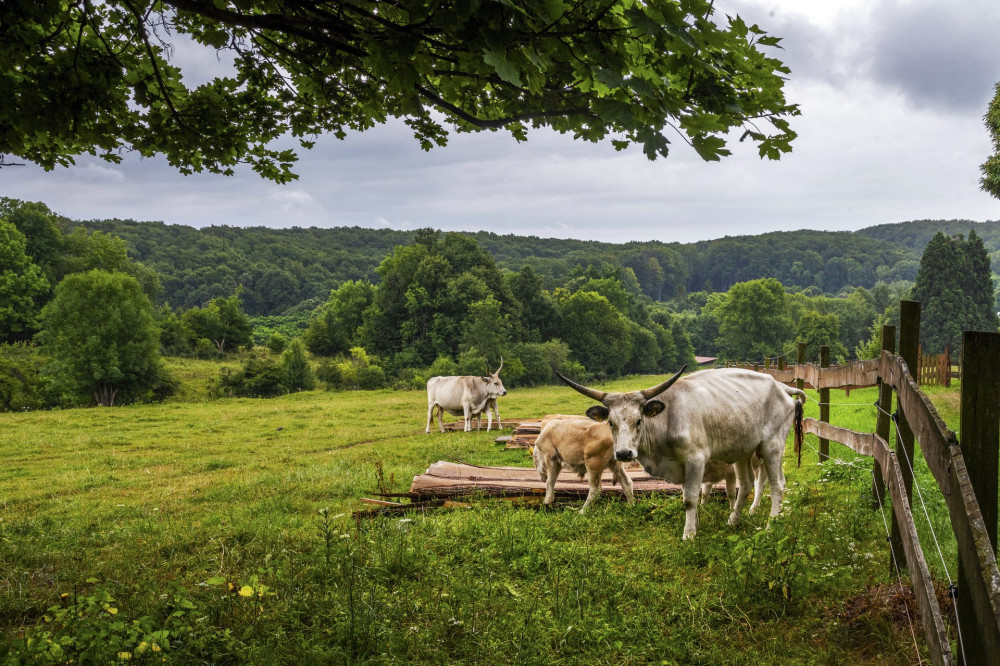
[507,420,542,448]
[408,460,721,498]
[438,418,530,432]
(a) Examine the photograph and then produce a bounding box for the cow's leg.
[543,458,561,505]
[426,401,435,434]
[700,481,712,505]
[749,459,767,514]
[761,442,786,518]
[493,402,502,430]
[725,466,738,510]
[580,467,603,514]
[681,458,706,539]
[612,461,634,506]
[463,403,472,431]
[486,404,493,432]
[437,406,446,433]
[729,457,755,527]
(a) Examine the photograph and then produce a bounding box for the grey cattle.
[557,366,805,539]
[426,361,507,433]
[532,417,634,514]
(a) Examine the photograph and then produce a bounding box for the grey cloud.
[729,0,1000,114]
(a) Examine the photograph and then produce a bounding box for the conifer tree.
[911,231,998,353]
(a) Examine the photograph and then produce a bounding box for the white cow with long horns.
[556,366,805,539]
[426,359,507,433]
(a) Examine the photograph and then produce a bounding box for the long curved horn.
[554,370,607,402]
[640,365,687,400]
[497,357,503,374]
[485,359,492,375]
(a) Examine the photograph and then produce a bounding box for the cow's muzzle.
[615,449,636,462]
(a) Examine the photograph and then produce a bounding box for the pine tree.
[911,231,998,353]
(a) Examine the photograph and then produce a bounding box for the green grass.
[0,371,959,664]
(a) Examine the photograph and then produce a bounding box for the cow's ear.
[586,405,609,422]
[481,376,489,382]
[642,400,665,418]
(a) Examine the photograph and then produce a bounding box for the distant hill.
[67,217,997,316]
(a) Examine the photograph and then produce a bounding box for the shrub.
[267,332,288,355]
[281,338,315,391]
[0,342,48,411]
[218,353,286,398]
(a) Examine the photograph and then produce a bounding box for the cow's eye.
[637,418,642,427]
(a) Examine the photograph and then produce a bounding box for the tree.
[37,270,164,406]
[281,338,316,391]
[3,1,797,181]
[182,294,253,353]
[0,198,64,285]
[982,81,1000,198]
[0,219,50,341]
[911,231,999,353]
[462,295,510,364]
[304,280,375,356]
[558,290,630,378]
[793,310,847,362]
[714,278,792,360]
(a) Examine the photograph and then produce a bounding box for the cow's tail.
[785,387,807,468]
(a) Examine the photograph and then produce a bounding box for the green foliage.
[58,227,161,301]
[218,353,287,398]
[267,333,288,355]
[557,289,631,377]
[3,0,797,181]
[911,231,999,353]
[793,310,848,362]
[320,348,388,391]
[982,81,1000,199]
[182,294,253,354]
[714,278,793,360]
[0,219,49,341]
[304,280,375,356]
[11,582,236,663]
[281,338,316,392]
[0,197,64,285]
[0,342,49,411]
[37,270,168,407]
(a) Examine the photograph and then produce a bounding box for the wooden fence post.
[943,346,951,388]
[818,345,830,463]
[796,342,805,394]
[872,325,896,508]
[778,354,786,372]
[957,330,1000,666]
[890,300,920,573]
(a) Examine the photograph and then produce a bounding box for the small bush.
[218,353,286,398]
[267,332,288,355]
[281,338,316,391]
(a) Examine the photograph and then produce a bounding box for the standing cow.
[556,366,805,539]
[426,360,507,433]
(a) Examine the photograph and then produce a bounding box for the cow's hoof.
[682,531,696,540]
[727,512,741,526]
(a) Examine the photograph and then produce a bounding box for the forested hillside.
[68,217,994,316]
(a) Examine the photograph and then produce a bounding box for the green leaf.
[482,48,523,87]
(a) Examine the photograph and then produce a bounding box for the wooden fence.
[737,303,999,666]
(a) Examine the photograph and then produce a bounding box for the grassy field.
[0,366,960,664]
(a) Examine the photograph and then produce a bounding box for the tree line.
[61,212,1000,317]
[2,197,995,410]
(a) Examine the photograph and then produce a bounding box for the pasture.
[0,366,956,664]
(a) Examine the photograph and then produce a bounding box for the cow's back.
[658,369,797,460]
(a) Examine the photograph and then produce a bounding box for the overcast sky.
[4,0,1000,244]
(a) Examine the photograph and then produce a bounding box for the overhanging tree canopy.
[2,0,798,181]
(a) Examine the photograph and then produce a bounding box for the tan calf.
[532,418,634,514]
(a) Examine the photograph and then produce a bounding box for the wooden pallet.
[408,460,717,498]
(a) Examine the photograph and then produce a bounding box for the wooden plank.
[819,346,831,463]
[880,446,955,666]
[957,330,1000,665]
[948,446,1000,656]
[881,351,955,495]
[873,325,897,508]
[802,419,882,458]
[758,358,878,390]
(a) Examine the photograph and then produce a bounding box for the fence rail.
[733,309,1000,666]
